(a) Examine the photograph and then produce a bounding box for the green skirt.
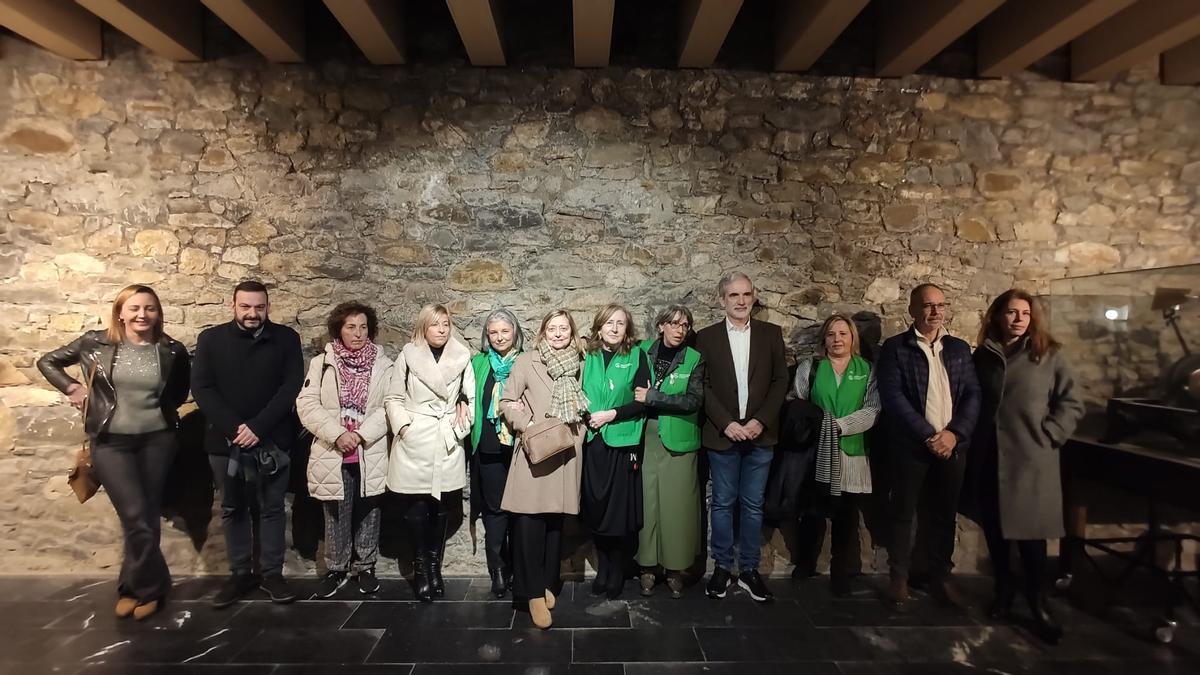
[635,419,702,571]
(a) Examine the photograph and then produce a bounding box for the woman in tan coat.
[297,302,393,597]
[500,309,589,629]
[385,303,475,602]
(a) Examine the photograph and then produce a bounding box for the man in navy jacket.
[877,283,980,610]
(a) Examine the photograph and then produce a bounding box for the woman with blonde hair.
[385,303,475,602]
[38,285,191,620]
[789,313,880,597]
[500,309,589,629]
[581,303,650,599]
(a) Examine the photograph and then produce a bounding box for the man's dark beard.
[235,315,266,331]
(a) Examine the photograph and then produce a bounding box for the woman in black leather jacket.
[38,284,190,620]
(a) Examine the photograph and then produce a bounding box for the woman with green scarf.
[469,308,524,599]
[790,313,881,597]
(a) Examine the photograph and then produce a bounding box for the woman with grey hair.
[469,308,525,598]
[634,304,706,597]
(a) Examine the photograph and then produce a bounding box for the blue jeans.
[707,444,773,572]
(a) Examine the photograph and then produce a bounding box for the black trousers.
[829,493,867,581]
[511,513,563,602]
[208,453,289,577]
[888,446,965,580]
[472,450,512,574]
[92,429,177,603]
[976,453,1049,598]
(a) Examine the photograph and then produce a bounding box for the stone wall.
[2,30,1199,578]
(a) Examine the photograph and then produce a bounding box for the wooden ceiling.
[1,0,1199,84]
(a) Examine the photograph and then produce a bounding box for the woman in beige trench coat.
[500,309,589,629]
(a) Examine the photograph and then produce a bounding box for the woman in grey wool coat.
[966,289,1084,645]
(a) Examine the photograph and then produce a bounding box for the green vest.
[640,339,702,453]
[582,347,647,447]
[469,353,491,452]
[810,355,871,456]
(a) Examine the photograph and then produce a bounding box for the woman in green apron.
[635,305,705,598]
[790,313,880,597]
[581,303,650,599]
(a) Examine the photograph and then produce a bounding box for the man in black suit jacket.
[695,271,789,602]
[192,280,304,608]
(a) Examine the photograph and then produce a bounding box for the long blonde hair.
[107,285,166,344]
[411,303,452,345]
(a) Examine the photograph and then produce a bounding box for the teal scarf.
[486,349,517,445]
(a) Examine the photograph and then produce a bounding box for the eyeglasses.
[664,320,691,330]
[920,303,950,312]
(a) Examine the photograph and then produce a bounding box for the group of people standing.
[37,272,1082,644]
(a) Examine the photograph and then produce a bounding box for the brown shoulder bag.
[522,414,576,465]
[68,363,100,503]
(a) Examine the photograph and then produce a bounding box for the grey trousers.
[322,463,382,573]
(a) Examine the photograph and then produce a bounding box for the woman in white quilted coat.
[386,303,475,602]
[296,302,393,598]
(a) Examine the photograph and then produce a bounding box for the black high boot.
[406,515,433,603]
[606,545,626,599]
[988,582,1015,620]
[592,542,610,596]
[429,510,448,598]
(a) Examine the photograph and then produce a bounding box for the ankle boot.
[591,546,609,596]
[489,566,509,599]
[1027,592,1063,644]
[887,574,911,611]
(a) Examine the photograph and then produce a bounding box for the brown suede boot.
[115,597,138,618]
[888,574,911,611]
[544,588,556,610]
[930,576,967,608]
[529,597,552,629]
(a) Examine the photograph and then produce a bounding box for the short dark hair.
[908,282,943,308]
[233,279,269,300]
[327,302,378,341]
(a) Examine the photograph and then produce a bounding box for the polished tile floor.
[1,573,1197,674]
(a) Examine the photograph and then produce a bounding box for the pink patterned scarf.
[332,340,378,456]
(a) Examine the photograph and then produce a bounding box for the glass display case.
[1046,263,1200,452]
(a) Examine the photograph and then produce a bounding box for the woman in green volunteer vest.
[633,304,705,598]
[790,313,881,597]
[581,303,651,599]
[468,308,524,599]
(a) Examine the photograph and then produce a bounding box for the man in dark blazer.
[695,271,789,602]
[877,283,980,610]
[192,280,304,609]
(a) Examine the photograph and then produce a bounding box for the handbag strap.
[80,361,99,431]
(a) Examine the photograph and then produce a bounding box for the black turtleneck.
[430,345,444,362]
